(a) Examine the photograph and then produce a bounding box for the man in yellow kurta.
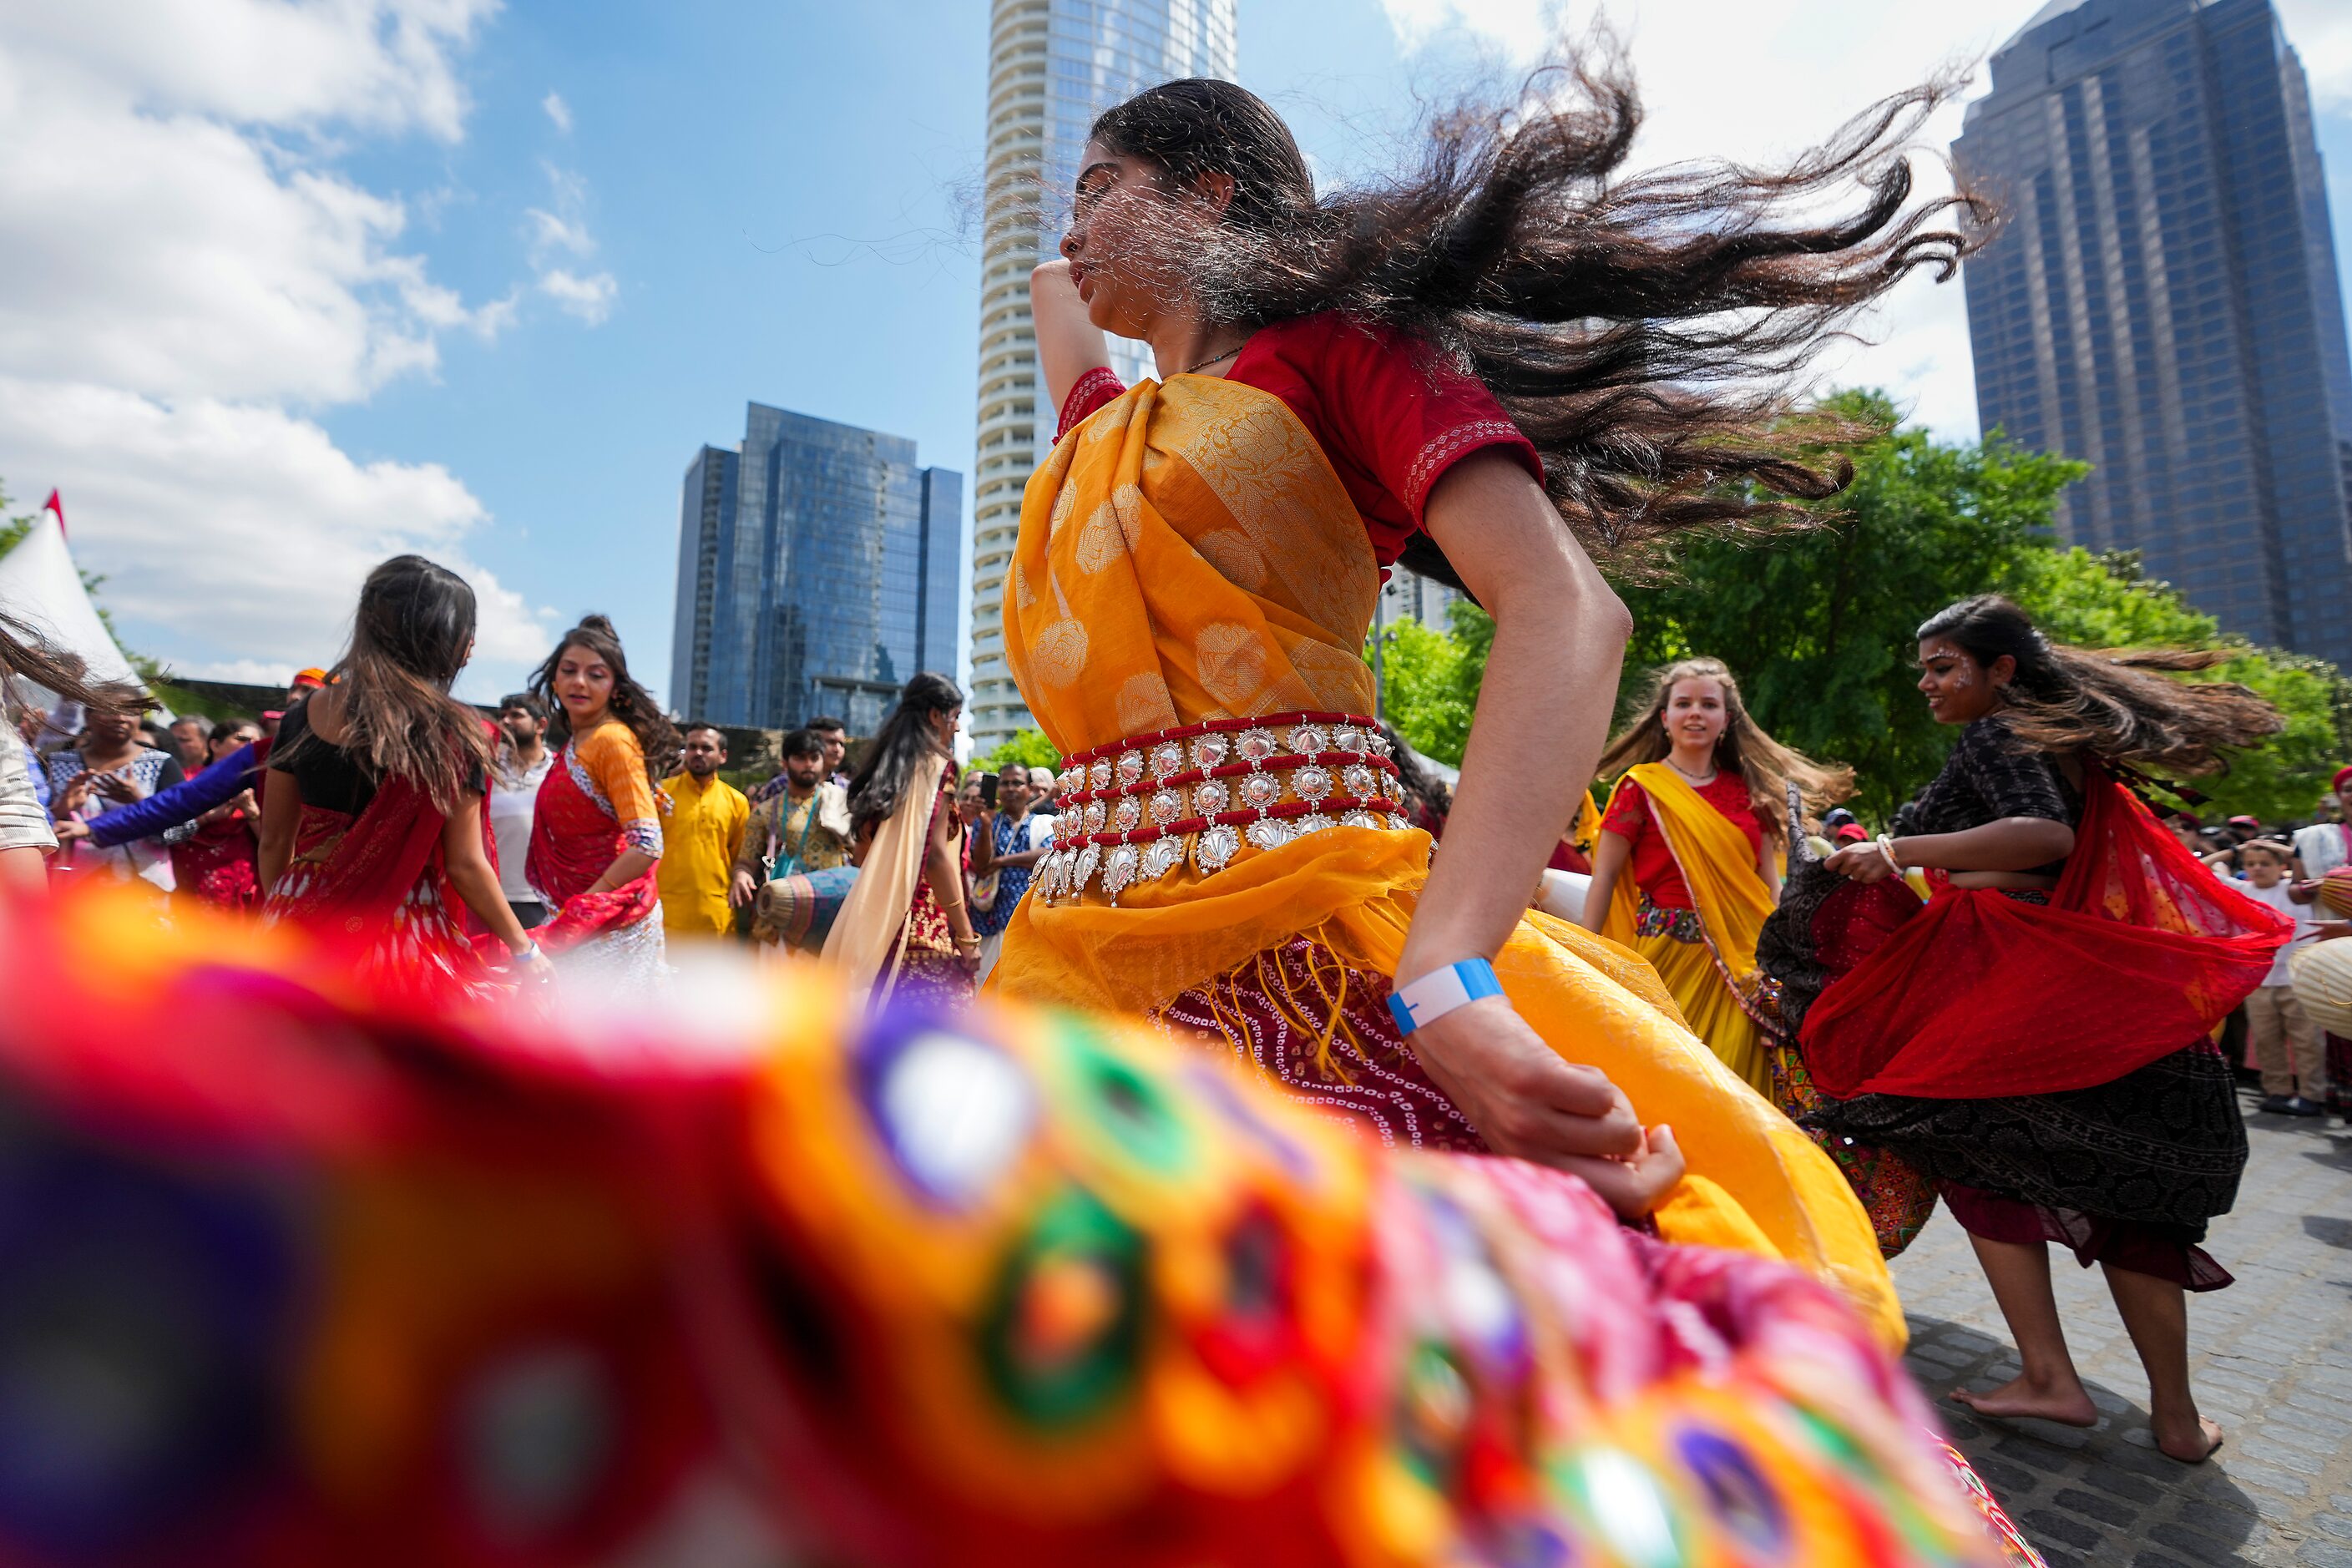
[655,722,749,939]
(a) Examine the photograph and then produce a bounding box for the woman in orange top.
[526,616,681,989]
[988,69,1989,1346]
[1581,657,1851,1094]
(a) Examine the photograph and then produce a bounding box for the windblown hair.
[1918,595,2282,776]
[1083,61,1989,585]
[529,615,682,783]
[847,672,963,838]
[0,606,145,726]
[1596,656,1853,840]
[288,555,492,813]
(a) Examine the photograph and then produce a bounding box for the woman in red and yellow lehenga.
[1581,657,1851,1095]
[984,68,2011,1355]
[259,556,552,997]
[526,616,679,990]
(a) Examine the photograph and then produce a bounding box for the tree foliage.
[971,729,1062,778]
[1374,392,2351,822]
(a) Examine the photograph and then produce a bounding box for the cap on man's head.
[1831,822,1869,845]
[2334,764,2352,793]
[291,668,328,690]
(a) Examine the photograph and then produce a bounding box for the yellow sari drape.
[822,750,946,997]
[1599,762,1778,1095]
[995,374,1899,1348]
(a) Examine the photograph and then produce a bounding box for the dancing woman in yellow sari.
[993,72,1984,1347]
[1581,658,1853,1095]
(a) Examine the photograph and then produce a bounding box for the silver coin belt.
[1035,713,1414,907]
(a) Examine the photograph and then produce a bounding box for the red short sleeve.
[1601,779,1651,839]
[1055,367,1127,441]
[1227,315,1543,567]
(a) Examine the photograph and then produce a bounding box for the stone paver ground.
[1892,1088,2352,1566]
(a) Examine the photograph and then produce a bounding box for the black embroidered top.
[1894,717,2080,877]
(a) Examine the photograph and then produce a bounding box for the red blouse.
[1055,313,1544,569]
[1599,773,1763,911]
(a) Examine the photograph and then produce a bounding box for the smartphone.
[979,773,999,808]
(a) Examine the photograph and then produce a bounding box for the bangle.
[1387,957,1505,1036]
[510,941,541,964]
[1875,834,1904,874]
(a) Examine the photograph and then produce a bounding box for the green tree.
[1609,390,2087,817]
[1367,394,2349,822]
[971,728,1062,779]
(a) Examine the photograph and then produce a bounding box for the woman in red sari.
[169,720,264,910]
[525,616,680,989]
[258,556,552,995]
[1803,595,2287,1464]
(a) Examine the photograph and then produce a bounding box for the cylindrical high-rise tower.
[967,0,1238,753]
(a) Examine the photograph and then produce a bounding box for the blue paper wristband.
[1386,957,1505,1036]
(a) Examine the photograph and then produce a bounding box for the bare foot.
[1950,1374,2097,1428]
[2152,1414,2224,1464]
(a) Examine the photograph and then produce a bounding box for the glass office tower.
[967,0,1240,751]
[1955,0,2352,665]
[670,404,962,735]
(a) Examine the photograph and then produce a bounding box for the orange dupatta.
[994,373,1902,1347]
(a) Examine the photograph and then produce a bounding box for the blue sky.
[2,0,2348,706]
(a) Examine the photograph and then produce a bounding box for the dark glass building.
[1956,0,2352,665]
[669,405,962,734]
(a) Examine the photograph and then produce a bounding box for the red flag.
[41,489,62,538]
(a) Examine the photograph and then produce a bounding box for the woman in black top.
[260,556,552,991]
[1808,595,2284,1464]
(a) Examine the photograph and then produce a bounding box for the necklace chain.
[1666,755,1717,784]
[1181,342,1242,377]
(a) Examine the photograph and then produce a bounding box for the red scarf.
[526,746,661,953]
[1800,760,2290,1099]
[271,774,465,935]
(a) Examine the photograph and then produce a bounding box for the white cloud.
[541,89,572,133]
[0,0,569,696]
[0,380,545,691]
[524,160,615,324]
[538,267,619,325]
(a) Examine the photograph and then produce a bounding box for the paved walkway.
[1892,1090,2352,1566]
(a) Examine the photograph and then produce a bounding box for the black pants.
[508,900,549,931]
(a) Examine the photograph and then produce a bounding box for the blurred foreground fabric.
[0,881,2004,1567]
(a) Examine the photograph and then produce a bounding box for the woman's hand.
[512,945,558,984]
[1824,841,1897,883]
[1408,997,1645,1166]
[56,771,95,817]
[50,819,89,844]
[955,938,984,976]
[1555,1125,1686,1222]
[92,770,144,805]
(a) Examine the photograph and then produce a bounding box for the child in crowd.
[2232,839,2329,1115]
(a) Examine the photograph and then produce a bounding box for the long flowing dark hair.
[0,606,144,724]
[284,555,492,812]
[529,615,682,783]
[1083,59,1988,585]
[1596,655,1853,839]
[1918,595,2281,776]
[847,672,964,838]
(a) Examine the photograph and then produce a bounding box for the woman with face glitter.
[1580,657,1851,1095]
[989,60,1996,1343]
[1793,593,2289,1464]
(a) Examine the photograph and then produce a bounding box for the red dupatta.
[1799,759,2290,1099]
[526,745,661,953]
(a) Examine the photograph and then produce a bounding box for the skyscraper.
[670,404,962,736]
[967,0,1240,751]
[1955,0,2352,665]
